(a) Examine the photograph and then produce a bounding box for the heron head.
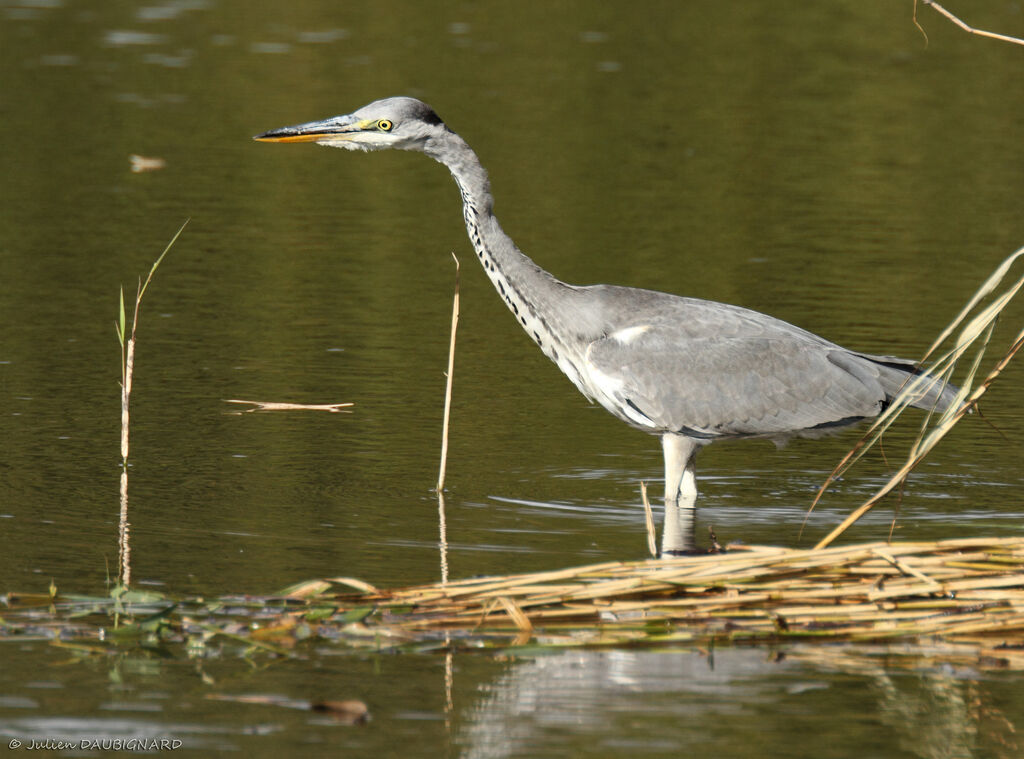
[254,96,446,153]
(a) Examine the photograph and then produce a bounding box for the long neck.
[426,131,594,393]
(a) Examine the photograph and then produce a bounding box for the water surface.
[2,1,1024,755]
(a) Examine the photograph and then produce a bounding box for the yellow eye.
[377,119,393,131]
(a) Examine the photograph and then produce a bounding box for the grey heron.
[256,96,957,554]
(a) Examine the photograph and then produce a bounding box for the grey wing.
[581,325,889,438]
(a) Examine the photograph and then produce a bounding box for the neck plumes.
[423,131,590,393]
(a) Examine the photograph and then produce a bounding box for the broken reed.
[116,221,187,466]
[915,0,1024,48]
[114,222,186,587]
[811,244,1024,547]
[289,536,1024,648]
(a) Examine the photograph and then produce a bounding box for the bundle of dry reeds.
[290,537,1024,651]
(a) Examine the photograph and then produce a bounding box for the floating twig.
[225,400,353,413]
[129,154,166,173]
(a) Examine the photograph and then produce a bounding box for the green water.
[2,0,1024,755]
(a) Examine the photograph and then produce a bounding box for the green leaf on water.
[136,603,178,631]
[118,589,169,604]
[105,603,177,639]
[106,621,144,639]
[304,606,338,622]
[339,607,375,624]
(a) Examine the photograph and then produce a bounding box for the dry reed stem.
[496,596,533,632]
[437,491,450,586]
[871,548,943,591]
[304,537,1024,648]
[916,0,1024,48]
[118,220,187,465]
[121,323,135,461]
[118,468,130,586]
[115,221,187,588]
[436,253,460,493]
[640,482,657,557]
[324,576,380,594]
[811,246,1024,548]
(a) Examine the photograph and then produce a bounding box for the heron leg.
[660,434,700,555]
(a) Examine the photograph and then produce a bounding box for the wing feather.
[583,325,888,437]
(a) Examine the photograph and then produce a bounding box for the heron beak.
[254,115,366,144]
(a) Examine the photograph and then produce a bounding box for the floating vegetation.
[128,154,166,173]
[4,537,1024,668]
[205,693,369,725]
